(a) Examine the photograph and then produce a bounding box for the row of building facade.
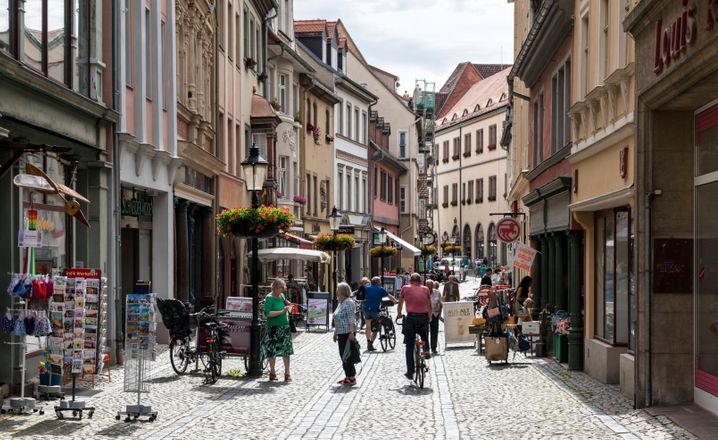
[496,0,718,417]
[0,1,432,389]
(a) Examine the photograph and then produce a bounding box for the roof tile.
[294,20,326,35]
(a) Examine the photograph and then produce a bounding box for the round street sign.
[496,217,521,243]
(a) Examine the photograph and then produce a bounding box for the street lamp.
[378,227,387,285]
[241,144,268,377]
[328,206,341,309]
[450,233,458,276]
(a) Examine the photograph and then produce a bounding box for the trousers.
[430,314,440,352]
[337,333,356,378]
[403,313,429,376]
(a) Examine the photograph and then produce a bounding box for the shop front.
[626,0,718,413]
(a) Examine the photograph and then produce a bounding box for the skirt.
[260,325,294,359]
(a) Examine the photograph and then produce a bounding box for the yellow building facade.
[567,0,636,398]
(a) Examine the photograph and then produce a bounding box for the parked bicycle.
[354,299,365,331]
[370,300,397,351]
[156,299,228,384]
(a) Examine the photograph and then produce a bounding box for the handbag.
[289,318,297,333]
[342,338,362,364]
[487,307,500,318]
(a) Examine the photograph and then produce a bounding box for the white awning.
[248,247,331,263]
[374,227,421,256]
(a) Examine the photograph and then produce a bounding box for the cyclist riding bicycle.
[396,273,432,380]
[363,276,396,351]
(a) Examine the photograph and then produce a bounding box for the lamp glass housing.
[241,145,268,192]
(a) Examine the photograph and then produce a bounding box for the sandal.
[340,378,356,385]
[269,372,278,381]
[284,373,292,382]
[337,378,348,384]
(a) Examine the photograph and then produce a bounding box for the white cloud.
[294,0,514,92]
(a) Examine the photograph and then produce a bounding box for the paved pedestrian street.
[0,320,695,440]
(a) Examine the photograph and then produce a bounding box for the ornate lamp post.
[421,232,436,281]
[451,233,458,275]
[328,206,341,309]
[378,227,387,285]
[241,144,268,377]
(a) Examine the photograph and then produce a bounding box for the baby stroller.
[156,298,192,339]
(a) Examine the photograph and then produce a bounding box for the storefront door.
[695,102,718,412]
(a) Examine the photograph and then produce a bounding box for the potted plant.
[441,243,461,253]
[306,122,314,132]
[369,245,398,258]
[216,205,295,239]
[310,125,322,145]
[293,194,307,205]
[276,191,283,199]
[244,57,257,69]
[314,233,355,251]
[419,245,436,256]
[554,317,569,363]
[325,134,334,143]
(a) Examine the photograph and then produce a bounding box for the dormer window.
[451,113,458,121]
[462,109,469,117]
[442,118,448,125]
[499,92,507,102]
[487,98,494,107]
[474,104,481,112]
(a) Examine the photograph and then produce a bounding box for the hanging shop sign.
[121,193,153,218]
[496,217,521,243]
[512,243,538,272]
[18,229,42,248]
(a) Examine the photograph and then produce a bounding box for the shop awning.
[374,227,421,256]
[248,248,331,264]
[280,231,313,245]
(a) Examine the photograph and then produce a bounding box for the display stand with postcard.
[305,292,330,332]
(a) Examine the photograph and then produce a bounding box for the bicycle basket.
[156,297,191,335]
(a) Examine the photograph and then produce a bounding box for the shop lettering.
[121,196,153,218]
[446,307,472,318]
[654,0,698,75]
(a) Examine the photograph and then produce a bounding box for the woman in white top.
[428,280,442,354]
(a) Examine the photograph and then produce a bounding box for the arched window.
[463,224,472,259]
[475,224,484,260]
[451,224,460,243]
[487,223,497,267]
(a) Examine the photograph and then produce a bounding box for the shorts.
[363,310,380,320]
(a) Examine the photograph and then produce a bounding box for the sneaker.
[432,350,438,355]
[404,372,413,380]
[367,342,376,352]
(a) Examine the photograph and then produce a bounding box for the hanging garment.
[32,279,47,301]
[13,276,32,298]
[14,316,27,337]
[45,277,54,296]
[2,311,14,333]
[6,274,21,295]
[34,312,52,337]
[24,314,36,335]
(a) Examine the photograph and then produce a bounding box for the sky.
[294,0,514,94]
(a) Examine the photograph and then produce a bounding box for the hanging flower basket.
[369,245,397,258]
[419,245,437,256]
[293,194,307,205]
[216,205,295,239]
[314,233,355,251]
[441,243,461,253]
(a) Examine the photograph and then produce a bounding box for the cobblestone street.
[0,309,696,439]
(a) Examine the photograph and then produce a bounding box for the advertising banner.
[443,301,475,345]
[512,243,538,272]
[307,297,329,326]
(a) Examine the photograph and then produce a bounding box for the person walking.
[397,273,432,380]
[428,280,442,354]
[442,275,460,302]
[261,278,294,382]
[480,268,494,287]
[332,282,358,385]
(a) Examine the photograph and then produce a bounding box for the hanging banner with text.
[512,243,538,272]
[443,301,475,345]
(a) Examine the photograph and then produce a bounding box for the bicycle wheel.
[379,321,388,351]
[169,337,190,375]
[201,344,220,384]
[414,347,425,388]
[386,320,396,349]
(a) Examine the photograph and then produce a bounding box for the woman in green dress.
[261,278,294,381]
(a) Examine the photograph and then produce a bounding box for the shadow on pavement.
[395,385,433,396]
[330,385,357,394]
[146,374,181,384]
[10,419,87,437]
[486,363,530,369]
[95,421,145,437]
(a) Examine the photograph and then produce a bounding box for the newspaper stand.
[116,293,157,422]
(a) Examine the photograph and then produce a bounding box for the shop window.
[595,208,630,345]
[697,181,718,389]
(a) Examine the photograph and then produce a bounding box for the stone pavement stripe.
[431,353,460,439]
[534,362,633,436]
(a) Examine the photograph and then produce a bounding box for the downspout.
[367,96,378,276]
[644,189,657,408]
[212,1,220,307]
[262,8,278,98]
[111,0,123,361]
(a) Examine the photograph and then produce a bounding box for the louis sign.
[496,217,520,243]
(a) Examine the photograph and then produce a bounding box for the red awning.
[281,231,314,248]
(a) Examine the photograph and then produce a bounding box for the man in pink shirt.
[396,273,432,380]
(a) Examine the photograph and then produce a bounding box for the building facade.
[433,67,512,269]
[626,0,718,415]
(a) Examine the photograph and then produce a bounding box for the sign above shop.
[496,217,521,243]
[653,1,698,75]
[121,193,153,218]
[512,244,538,272]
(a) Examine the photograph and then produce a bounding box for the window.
[338,170,343,210]
[487,223,497,266]
[145,8,152,99]
[278,156,288,198]
[338,104,344,136]
[321,179,328,213]
[227,2,233,58]
[380,170,386,201]
[461,182,466,203]
[313,175,318,216]
[362,177,367,212]
[279,74,287,113]
[581,14,590,98]
[464,133,471,157]
[488,175,497,201]
[443,185,449,207]
[235,12,240,63]
[161,21,167,109]
[362,112,367,144]
[551,59,571,153]
[293,161,298,197]
[125,0,132,85]
[255,26,261,71]
[476,178,484,203]
[600,0,609,81]
[452,137,460,160]
[292,83,298,116]
[618,0,629,68]
[476,129,484,153]
[306,99,312,127]
[244,8,249,59]
[443,141,449,163]
[305,173,311,216]
[468,180,474,203]
[373,166,377,198]
[399,131,407,158]
[488,124,497,149]
[325,109,330,139]
[346,173,352,211]
[355,175,359,211]
[533,92,545,165]
[595,209,631,346]
[451,183,458,206]
[388,176,393,205]
[312,102,317,128]
[354,108,360,141]
[475,224,484,260]
[346,103,352,136]
[400,186,407,213]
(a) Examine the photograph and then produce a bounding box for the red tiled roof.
[294,20,326,36]
[473,64,513,79]
[326,21,337,39]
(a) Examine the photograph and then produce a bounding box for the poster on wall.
[443,301,475,345]
[226,296,253,313]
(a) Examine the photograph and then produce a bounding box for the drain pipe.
[111,0,123,363]
[644,188,659,408]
